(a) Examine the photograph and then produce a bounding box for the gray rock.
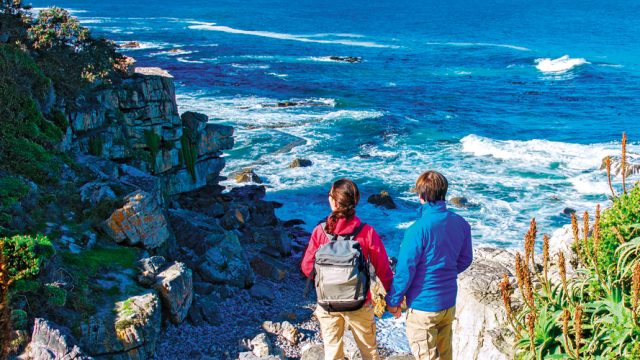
[80,292,161,358]
[250,254,288,282]
[197,231,255,288]
[188,293,222,325]
[168,208,225,255]
[79,181,117,206]
[300,344,324,360]
[153,262,193,324]
[452,247,516,360]
[367,191,397,209]
[250,333,271,357]
[250,283,275,301]
[280,321,302,344]
[103,190,170,249]
[30,318,92,360]
[181,111,208,135]
[601,154,640,177]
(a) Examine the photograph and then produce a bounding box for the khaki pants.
[315,305,380,360]
[405,306,456,360]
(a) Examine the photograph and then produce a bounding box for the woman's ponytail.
[325,179,360,233]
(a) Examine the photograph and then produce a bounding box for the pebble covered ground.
[154,229,400,360]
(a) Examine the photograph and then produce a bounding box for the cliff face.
[68,67,232,196]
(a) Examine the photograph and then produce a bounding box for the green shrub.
[0,45,61,184]
[10,310,27,330]
[596,186,640,272]
[144,130,161,171]
[28,7,88,51]
[1,234,54,281]
[44,284,66,306]
[0,177,29,208]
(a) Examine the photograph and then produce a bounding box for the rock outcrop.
[452,247,516,360]
[70,67,233,197]
[153,262,193,324]
[80,292,161,359]
[103,190,170,250]
[29,318,92,360]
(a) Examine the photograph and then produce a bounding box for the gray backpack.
[311,222,370,312]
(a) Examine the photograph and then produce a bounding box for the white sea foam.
[267,72,289,78]
[176,57,204,64]
[427,42,530,51]
[115,41,174,50]
[460,134,614,170]
[231,63,271,70]
[187,21,398,48]
[149,49,195,57]
[535,55,589,73]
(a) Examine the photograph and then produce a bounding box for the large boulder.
[452,247,515,360]
[197,231,255,288]
[168,208,226,255]
[30,318,92,360]
[250,254,288,282]
[79,181,116,206]
[153,262,193,324]
[103,190,170,249]
[288,158,312,168]
[80,292,161,359]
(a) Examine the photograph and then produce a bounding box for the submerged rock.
[30,318,92,360]
[232,168,263,184]
[288,158,313,168]
[449,196,479,209]
[119,41,141,48]
[329,56,362,63]
[103,190,170,249]
[367,191,397,209]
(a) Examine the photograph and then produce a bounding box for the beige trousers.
[315,305,380,360]
[405,306,456,360]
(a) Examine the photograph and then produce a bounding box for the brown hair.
[415,170,448,203]
[325,179,360,233]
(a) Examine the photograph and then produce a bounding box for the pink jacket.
[301,215,393,301]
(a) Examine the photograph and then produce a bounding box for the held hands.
[386,305,401,319]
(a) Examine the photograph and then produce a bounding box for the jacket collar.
[418,200,447,217]
[327,215,362,235]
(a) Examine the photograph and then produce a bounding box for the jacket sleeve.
[301,226,322,277]
[385,225,423,307]
[367,227,393,292]
[457,220,473,274]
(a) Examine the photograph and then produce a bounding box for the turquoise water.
[32,0,640,254]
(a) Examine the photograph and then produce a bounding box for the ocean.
[31,0,640,253]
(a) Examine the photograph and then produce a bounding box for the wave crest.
[535,55,589,73]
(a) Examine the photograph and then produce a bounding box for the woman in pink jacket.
[301,179,393,360]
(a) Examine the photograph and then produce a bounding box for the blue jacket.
[386,201,473,312]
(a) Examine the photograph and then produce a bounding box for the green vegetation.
[0,177,29,208]
[144,130,161,171]
[1,234,54,282]
[88,135,103,156]
[0,45,62,184]
[503,135,640,359]
[180,130,198,181]
[62,246,139,316]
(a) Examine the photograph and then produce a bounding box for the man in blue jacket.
[386,170,473,360]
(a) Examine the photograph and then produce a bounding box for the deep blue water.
[32,0,640,252]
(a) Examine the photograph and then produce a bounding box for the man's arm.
[457,221,473,274]
[385,225,423,307]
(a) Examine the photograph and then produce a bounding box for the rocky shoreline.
[3,59,528,360]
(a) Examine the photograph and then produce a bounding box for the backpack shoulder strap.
[347,222,367,240]
[319,222,338,241]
